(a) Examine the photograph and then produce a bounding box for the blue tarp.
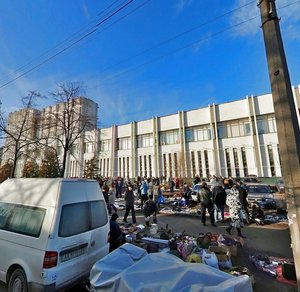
[90,243,253,292]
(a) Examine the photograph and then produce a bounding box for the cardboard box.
[224,244,238,257]
[208,246,231,261]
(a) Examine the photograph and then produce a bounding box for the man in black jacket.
[198,182,215,226]
[123,184,136,224]
[212,183,227,222]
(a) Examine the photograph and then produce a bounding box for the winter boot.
[237,228,246,238]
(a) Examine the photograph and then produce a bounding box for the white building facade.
[81,85,300,179]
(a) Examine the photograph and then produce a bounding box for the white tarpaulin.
[90,243,253,292]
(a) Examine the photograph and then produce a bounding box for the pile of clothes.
[249,254,296,286]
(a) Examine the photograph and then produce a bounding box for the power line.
[0,0,125,85]
[0,0,136,90]
[88,0,258,76]
[90,0,300,89]
[0,0,253,90]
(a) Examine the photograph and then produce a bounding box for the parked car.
[0,178,109,292]
[243,176,260,184]
[191,182,213,201]
[245,183,276,208]
[275,178,285,193]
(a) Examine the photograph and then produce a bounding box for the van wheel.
[8,268,28,292]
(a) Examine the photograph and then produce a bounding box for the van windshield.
[0,202,46,237]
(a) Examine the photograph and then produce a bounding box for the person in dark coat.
[109,213,123,252]
[237,180,250,223]
[123,184,136,224]
[212,183,227,222]
[198,182,215,226]
[143,195,158,226]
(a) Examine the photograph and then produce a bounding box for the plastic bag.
[157,195,165,204]
[202,250,219,269]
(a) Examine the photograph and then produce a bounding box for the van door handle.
[91,240,95,247]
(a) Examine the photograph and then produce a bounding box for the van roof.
[0,178,97,207]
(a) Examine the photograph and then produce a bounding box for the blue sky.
[0,0,299,127]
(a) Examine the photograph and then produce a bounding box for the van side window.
[0,202,46,237]
[59,202,90,237]
[90,200,108,229]
[59,200,108,237]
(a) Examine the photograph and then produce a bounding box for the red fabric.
[276,265,297,286]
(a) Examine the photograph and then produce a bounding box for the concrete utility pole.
[258,0,300,288]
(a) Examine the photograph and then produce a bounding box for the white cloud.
[81,2,90,20]
[229,0,300,39]
[175,0,194,15]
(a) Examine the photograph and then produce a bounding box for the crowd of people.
[103,174,252,251]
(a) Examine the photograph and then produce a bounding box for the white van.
[0,178,110,292]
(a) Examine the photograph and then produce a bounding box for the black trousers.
[201,203,215,224]
[123,204,136,224]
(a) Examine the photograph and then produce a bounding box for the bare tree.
[43,82,96,177]
[0,91,41,178]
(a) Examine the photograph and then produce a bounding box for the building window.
[204,150,209,178]
[148,155,152,177]
[225,149,232,177]
[118,158,122,176]
[127,157,130,178]
[123,157,126,177]
[233,148,240,177]
[84,142,94,153]
[174,153,178,178]
[139,156,142,176]
[257,114,277,134]
[137,133,153,148]
[167,153,171,178]
[144,155,147,177]
[106,158,109,176]
[241,147,248,177]
[268,145,276,176]
[159,129,179,145]
[185,125,212,142]
[99,159,102,174]
[197,151,203,178]
[117,137,131,150]
[217,119,251,139]
[100,140,111,152]
[191,151,196,177]
[103,159,106,176]
[163,154,167,177]
[277,144,282,173]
